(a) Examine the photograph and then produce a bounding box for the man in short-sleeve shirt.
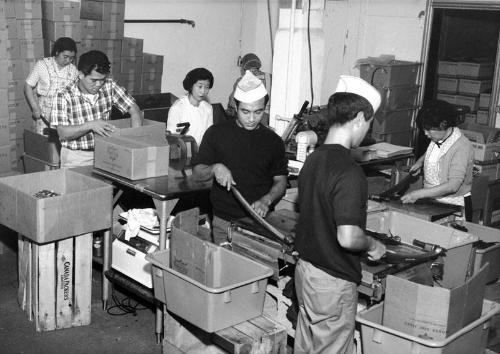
[193,70,287,245]
[51,50,142,168]
[293,76,386,354]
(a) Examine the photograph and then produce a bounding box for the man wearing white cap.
[192,70,288,245]
[293,76,386,353]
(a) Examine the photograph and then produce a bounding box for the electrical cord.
[106,292,148,316]
[307,0,314,109]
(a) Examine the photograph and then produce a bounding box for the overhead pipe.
[124,19,195,28]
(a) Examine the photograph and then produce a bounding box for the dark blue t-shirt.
[192,120,288,220]
[294,144,367,284]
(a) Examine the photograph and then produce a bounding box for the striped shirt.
[50,77,136,150]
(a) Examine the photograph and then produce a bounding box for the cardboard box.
[120,56,143,74]
[109,56,120,76]
[476,110,490,125]
[436,92,456,105]
[359,60,420,87]
[5,18,17,38]
[458,79,492,96]
[101,20,124,40]
[121,37,143,57]
[141,74,162,94]
[463,113,477,125]
[41,0,80,21]
[455,94,478,112]
[142,53,164,74]
[94,135,169,180]
[23,129,60,165]
[461,123,500,162]
[42,20,81,42]
[80,19,101,40]
[19,38,44,59]
[373,109,413,134]
[356,299,498,354]
[366,211,478,288]
[101,39,121,60]
[371,130,412,146]
[473,161,499,180]
[0,118,9,146]
[0,37,20,60]
[16,19,42,38]
[383,265,488,340]
[80,1,124,21]
[0,144,13,173]
[117,72,141,93]
[76,38,102,54]
[458,61,494,79]
[479,93,491,109]
[0,169,112,243]
[14,0,42,19]
[4,0,16,19]
[437,60,459,76]
[437,76,459,93]
[8,99,31,121]
[9,118,33,141]
[110,118,167,141]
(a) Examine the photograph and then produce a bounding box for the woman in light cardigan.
[401,99,474,212]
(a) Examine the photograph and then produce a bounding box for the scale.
[111,217,161,288]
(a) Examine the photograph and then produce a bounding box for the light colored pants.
[294,259,358,354]
[211,215,231,245]
[60,146,94,168]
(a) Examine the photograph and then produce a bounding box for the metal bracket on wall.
[124,19,195,28]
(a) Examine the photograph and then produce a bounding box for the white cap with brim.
[234,70,268,103]
[334,75,381,112]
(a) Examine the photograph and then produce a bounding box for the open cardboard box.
[461,123,500,162]
[0,169,112,243]
[383,264,489,341]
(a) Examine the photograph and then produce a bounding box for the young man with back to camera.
[293,75,387,354]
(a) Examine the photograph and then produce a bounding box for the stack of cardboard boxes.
[437,58,494,126]
[0,0,45,173]
[360,60,421,146]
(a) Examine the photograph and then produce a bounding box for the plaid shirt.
[50,77,136,150]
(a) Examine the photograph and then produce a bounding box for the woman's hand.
[401,189,424,204]
[408,158,424,176]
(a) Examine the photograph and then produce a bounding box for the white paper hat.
[335,75,381,112]
[234,70,267,103]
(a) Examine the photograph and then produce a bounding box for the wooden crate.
[17,234,93,332]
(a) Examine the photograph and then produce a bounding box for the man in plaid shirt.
[51,50,142,168]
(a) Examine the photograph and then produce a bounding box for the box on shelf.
[80,1,124,22]
[356,299,499,354]
[41,0,80,21]
[42,20,81,42]
[101,39,122,59]
[436,92,456,105]
[146,209,273,333]
[461,123,500,162]
[120,56,143,74]
[19,38,44,59]
[479,93,491,109]
[377,85,419,111]
[366,211,478,287]
[5,18,17,39]
[121,37,144,57]
[476,110,490,125]
[457,60,494,79]
[80,19,101,40]
[140,74,161,94]
[0,169,112,243]
[101,20,124,40]
[75,39,102,54]
[142,53,164,73]
[0,38,20,60]
[437,76,459,93]
[359,60,420,88]
[383,265,489,341]
[116,73,141,94]
[94,134,169,180]
[373,109,414,134]
[463,113,477,125]
[14,0,43,19]
[458,79,492,96]
[437,60,459,76]
[455,94,478,112]
[16,19,43,39]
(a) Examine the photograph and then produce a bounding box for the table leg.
[102,229,111,310]
[153,198,179,343]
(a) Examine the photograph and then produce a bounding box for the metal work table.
[90,160,211,342]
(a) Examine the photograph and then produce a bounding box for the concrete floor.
[0,233,162,354]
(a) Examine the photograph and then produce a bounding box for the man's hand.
[251,196,272,218]
[367,238,386,261]
[90,120,115,137]
[213,163,235,190]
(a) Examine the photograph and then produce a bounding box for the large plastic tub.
[147,245,273,333]
[366,211,478,288]
[356,299,499,354]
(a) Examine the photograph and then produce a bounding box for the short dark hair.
[327,92,374,126]
[51,37,77,57]
[77,50,111,76]
[234,94,270,108]
[182,68,214,92]
[416,100,459,131]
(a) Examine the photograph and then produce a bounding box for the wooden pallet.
[163,313,287,354]
[17,233,93,331]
